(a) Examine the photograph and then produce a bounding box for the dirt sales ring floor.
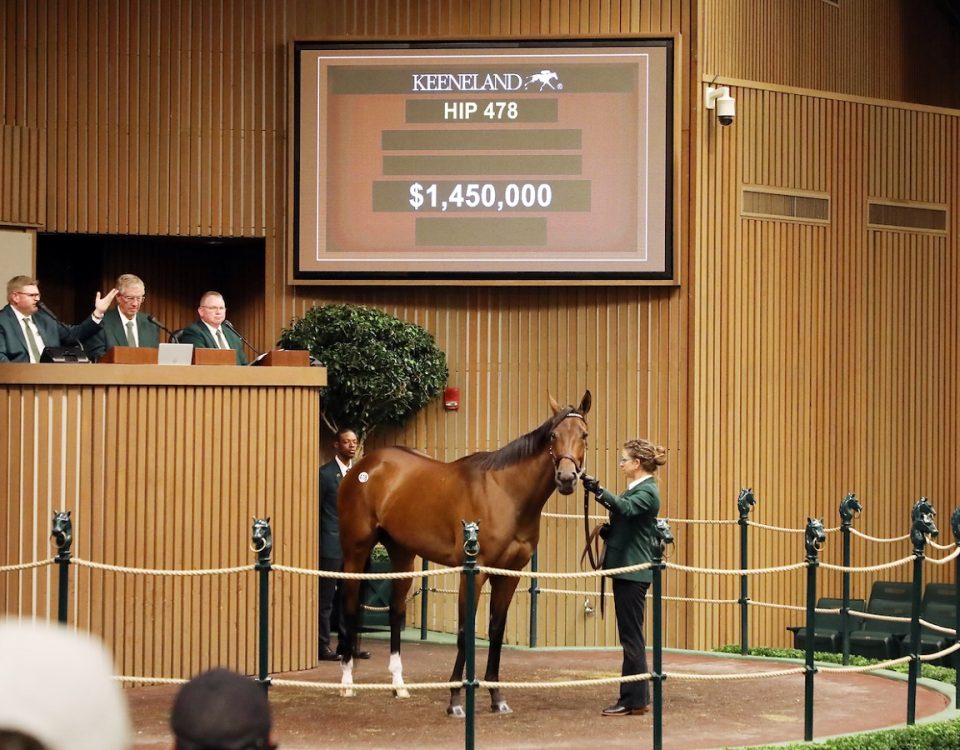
[128,633,957,749]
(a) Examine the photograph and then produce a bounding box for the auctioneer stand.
[0,361,324,679]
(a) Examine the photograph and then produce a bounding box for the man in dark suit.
[178,291,248,365]
[0,275,118,363]
[82,273,161,362]
[318,427,370,661]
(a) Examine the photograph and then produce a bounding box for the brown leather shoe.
[601,703,649,716]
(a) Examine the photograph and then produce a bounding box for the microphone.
[37,301,70,332]
[146,314,175,339]
[222,319,263,357]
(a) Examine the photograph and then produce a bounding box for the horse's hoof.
[490,701,512,715]
[394,688,410,699]
[339,688,356,698]
[446,705,466,718]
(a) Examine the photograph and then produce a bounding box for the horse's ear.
[548,393,561,415]
[578,390,592,415]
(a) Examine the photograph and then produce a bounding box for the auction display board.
[293,40,675,283]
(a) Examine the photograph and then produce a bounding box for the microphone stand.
[146,314,176,341]
[222,319,264,363]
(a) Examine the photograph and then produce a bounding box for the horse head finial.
[737,488,756,520]
[251,517,273,564]
[654,518,674,557]
[951,508,960,544]
[805,517,826,559]
[51,511,73,555]
[462,520,480,559]
[910,498,938,553]
[839,492,862,525]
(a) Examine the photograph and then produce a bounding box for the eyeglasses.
[119,294,145,302]
[618,456,635,465]
[201,305,226,311]
[14,291,40,298]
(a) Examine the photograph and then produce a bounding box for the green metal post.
[51,512,73,625]
[838,493,860,666]
[252,518,273,694]
[528,548,539,648]
[951,508,960,711]
[803,518,823,742]
[907,498,935,725]
[462,521,480,750]
[737,489,755,655]
[420,558,429,641]
[651,519,673,750]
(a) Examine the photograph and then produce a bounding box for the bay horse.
[337,390,591,715]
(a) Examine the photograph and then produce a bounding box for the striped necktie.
[215,329,228,350]
[125,320,136,346]
[22,316,42,362]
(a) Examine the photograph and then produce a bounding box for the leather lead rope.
[580,484,608,617]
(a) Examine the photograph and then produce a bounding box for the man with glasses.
[0,275,117,363]
[178,290,248,365]
[82,273,160,361]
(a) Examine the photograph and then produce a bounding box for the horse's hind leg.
[386,549,416,699]
[484,575,521,714]
[447,572,488,717]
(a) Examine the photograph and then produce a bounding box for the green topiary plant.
[277,303,448,441]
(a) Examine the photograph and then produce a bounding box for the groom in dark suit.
[318,427,369,661]
[82,273,161,361]
[0,275,117,363]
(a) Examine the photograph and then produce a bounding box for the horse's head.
[911,498,938,549]
[251,517,273,562]
[736,488,756,519]
[547,390,591,495]
[51,510,72,551]
[839,492,862,525]
[805,517,826,558]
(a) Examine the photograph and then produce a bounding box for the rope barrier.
[0,558,56,573]
[925,539,956,551]
[818,655,912,673]
[272,564,464,580]
[667,666,806,681]
[541,512,608,521]
[919,641,960,661]
[72,559,253,577]
[850,528,911,544]
[925,547,960,565]
[663,518,738,526]
[479,673,652,690]
[271,677,462,691]
[666,561,807,576]
[477,562,652,579]
[819,556,915,573]
[114,675,189,685]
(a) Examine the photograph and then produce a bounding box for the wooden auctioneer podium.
[0,352,323,679]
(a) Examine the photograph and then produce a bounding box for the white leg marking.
[389,651,410,699]
[340,658,355,698]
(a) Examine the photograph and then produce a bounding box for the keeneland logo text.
[411,70,563,92]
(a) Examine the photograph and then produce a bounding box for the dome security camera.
[705,85,736,126]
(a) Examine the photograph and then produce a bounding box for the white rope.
[820,556,915,573]
[477,563,652,579]
[666,561,807,576]
[926,539,956,551]
[115,675,189,685]
[480,673,652,690]
[818,655,912,673]
[917,618,957,637]
[856,611,911,625]
[745,521,804,534]
[0,558,56,573]
[73,559,253,577]
[920,641,960,661]
[272,564,464,580]
[271,678,461,691]
[850,528,911,543]
[662,518,738,526]
[926,547,960,565]
[541,512,608,521]
[668,667,806,681]
[749,601,808,612]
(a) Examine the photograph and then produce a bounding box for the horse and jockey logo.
[524,70,562,91]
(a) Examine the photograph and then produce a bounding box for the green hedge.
[714,646,958,749]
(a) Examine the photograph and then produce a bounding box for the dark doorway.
[37,233,266,350]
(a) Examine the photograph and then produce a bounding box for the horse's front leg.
[447,572,488,717]
[484,575,521,714]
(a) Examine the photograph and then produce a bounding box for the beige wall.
[1,0,957,656]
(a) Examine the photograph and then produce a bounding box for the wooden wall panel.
[692,84,959,650]
[699,0,960,109]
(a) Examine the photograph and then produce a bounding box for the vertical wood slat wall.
[0,379,319,677]
[692,81,959,649]
[1,0,958,658]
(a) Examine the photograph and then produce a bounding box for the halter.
[548,412,587,476]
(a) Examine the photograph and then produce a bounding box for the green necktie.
[125,320,136,346]
[216,329,228,350]
[22,316,42,363]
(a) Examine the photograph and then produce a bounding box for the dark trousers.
[612,578,650,709]
[319,556,347,654]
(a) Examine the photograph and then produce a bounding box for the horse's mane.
[457,406,577,471]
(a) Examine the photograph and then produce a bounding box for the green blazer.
[599,476,660,582]
[178,320,248,365]
[82,309,160,361]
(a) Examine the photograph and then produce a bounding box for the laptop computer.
[157,343,194,365]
